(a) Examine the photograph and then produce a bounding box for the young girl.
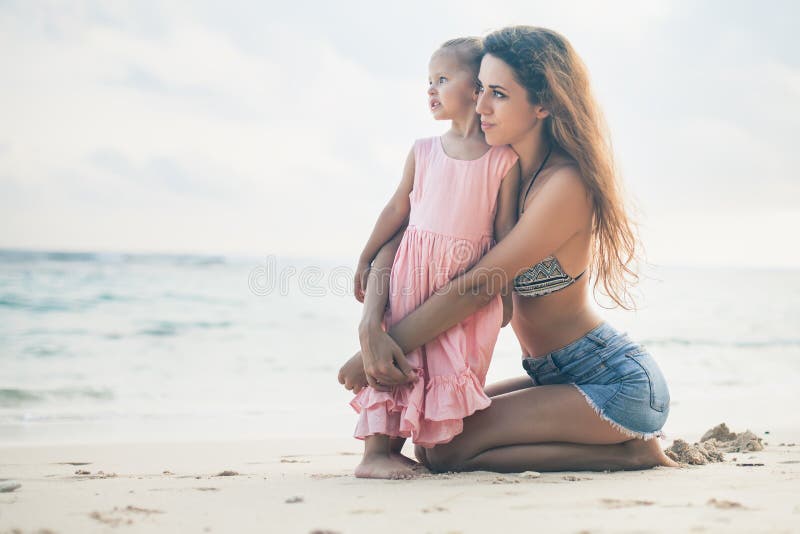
[348,37,521,479]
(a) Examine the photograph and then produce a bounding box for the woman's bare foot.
[355,453,419,479]
[623,438,680,469]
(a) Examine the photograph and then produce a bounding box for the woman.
[338,26,678,473]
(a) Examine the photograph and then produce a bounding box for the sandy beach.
[2,0,799,532]
[2,430,799,534]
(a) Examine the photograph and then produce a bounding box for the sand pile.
[664,423,764,465]
[700,423,764,453]
[664,439,725,465]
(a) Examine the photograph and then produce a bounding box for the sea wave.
[137,320,233,337]
[0,295,81,312]
[0,249,228,266]
[0,387,115,407]
[641,338,800,349]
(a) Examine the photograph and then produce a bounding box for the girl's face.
[476,53,548,146]
[427,50,478,120]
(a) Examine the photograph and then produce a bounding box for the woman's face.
[476,53,547,146]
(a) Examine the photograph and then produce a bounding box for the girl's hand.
[359,324,419,387]
[354,260,371,303]
[337,351,372,394]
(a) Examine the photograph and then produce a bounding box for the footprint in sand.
[0,480,21,493]
[89,505,164,527]
[600,498,655,508]
[73,470,117,479]
[421,506,448,513]
[707,498,748,510]
[490,476,520,484]
[562,475,592,481]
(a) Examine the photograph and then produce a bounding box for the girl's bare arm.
[360,226,405,332]
[338,227,411,393]
[354,147,415,301]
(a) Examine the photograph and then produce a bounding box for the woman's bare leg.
[484,375,536,397]
[421,382,677,472]
[415,375,535,468]
[414,376,534,469]
[458,439,671,472]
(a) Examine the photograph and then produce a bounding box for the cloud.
[0,1,797,266]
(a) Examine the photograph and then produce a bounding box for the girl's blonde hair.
[438,36,484,82]
[484,26,640,309]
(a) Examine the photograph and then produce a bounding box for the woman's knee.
[424,445,466,473]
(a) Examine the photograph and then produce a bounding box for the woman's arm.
[492,161,521,327]
[354,147,415,302]
[362,166,592,385]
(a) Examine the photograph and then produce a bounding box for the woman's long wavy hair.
[484,26,641,309]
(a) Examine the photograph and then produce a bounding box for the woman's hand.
[359,322,419,388]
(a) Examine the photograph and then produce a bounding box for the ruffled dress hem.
[350,366,491,448]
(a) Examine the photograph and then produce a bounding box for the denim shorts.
[521,322,670,440]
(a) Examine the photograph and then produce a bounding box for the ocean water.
[1,249,799,445]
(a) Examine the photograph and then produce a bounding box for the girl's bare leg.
[387,436,425,469]
[389,436,405,453]
[416,379,677,473]
[355,434,419,479]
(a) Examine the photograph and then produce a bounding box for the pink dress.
[350,136,519,448]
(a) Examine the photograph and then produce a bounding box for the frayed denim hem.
[571,384,665,441]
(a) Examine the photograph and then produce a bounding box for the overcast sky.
[1,1,797,267]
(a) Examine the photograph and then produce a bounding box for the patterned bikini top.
[513,145,586,298]
[513,256,586,297]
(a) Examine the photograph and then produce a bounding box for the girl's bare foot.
[390,451,426,469]
[355,453,419,479]
[394,452,431,474]
[623,437,680,469]
[413,444,433,470]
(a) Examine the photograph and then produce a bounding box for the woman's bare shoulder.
[529,155,589,205]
